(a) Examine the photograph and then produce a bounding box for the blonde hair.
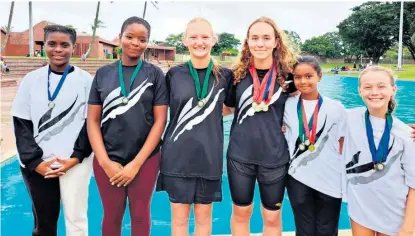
[359,66,397,113]
[183,17,222,84]
[233,17,296,87]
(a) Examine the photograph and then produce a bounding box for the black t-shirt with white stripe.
[227,69,291,168]
[88,61,168,165]
[161,62,234,179]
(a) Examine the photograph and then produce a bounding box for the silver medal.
[304,139,310,146]
[122,97,129,104]
[299,143,306,151]
[198,100,205,107]
[247,107,256,116]
[374,163,385,171]
[48,101,55,109]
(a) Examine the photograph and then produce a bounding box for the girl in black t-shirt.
[87,17,168,236]
[156,17,233,236]
[225,16,296,236]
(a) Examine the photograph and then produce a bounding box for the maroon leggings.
[94,152,160,236]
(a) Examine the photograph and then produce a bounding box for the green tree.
[322,32,343,58]
[165,33,187,54]
[284,30,301,54]
[212,32,240,56]
[301,36,335,57]
[338,2,415,63]
[221,48,238,56]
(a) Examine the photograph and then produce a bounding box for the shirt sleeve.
[153,66,169,106]
[88,73,102,105]
[13,117,43,172]
[11,73,33,120]
[336,102,348,140]
[83,72,93,118]
[224,70,236,108]
[402,135,415,189]
[70,120,92,163]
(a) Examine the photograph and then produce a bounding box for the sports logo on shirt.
[170,86,224,142]
[236,85,283,125]
[101,79,153,125]
[346,139,400,185]
[35,95,86,143]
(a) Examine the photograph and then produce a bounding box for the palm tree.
[1,1,14,53]
[142,1,159,19]
[85,1,106,58]
[0,1,14,51]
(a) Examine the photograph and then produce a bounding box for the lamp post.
[397,0,404,70]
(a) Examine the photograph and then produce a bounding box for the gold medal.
[308,144,316,152]
[263,105,269,112]
[252,102,258,109]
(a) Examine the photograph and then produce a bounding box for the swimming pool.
[2,76,414,235]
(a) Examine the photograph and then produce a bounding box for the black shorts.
[227,158,288,211]
[156,174,222,204]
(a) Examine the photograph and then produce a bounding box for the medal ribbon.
[188,59,213,101]
[297,95,323,144]
[249,61,278,104]
[365,110,393,164]
[48,65,72,103]
[118,60,143,97]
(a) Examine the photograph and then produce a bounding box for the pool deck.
[1,85,17,164]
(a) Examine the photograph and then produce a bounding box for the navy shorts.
[227,158,288,211]
[156,174,222,204]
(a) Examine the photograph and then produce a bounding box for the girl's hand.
[109,162,141,187]
[102,160,123,180]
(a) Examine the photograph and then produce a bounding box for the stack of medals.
[118,59,143,105]
[297,95,323,152]
[247,62,278,117]
[188,59,214,108]
[365,110,393,171]
[47,64,73,109]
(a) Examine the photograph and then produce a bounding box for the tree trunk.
[407,43,415,62]
[0,1,14,53]
[85,1,100,58]
[143,1,147,19]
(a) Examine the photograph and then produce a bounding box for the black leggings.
[227,158,288,211]
[21,167,60,236]
[286,175,342,236]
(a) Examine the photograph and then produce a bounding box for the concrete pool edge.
[0,151,16,166]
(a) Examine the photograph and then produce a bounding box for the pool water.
[1,76,414,235]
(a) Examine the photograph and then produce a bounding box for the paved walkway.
[1,85,17,163]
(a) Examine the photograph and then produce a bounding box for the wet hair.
[43,25,76,44]
[233,17,296,87]
[182,17,222,84]
[358,66,397,113]
[293,56,322,74]
[120,16,151,39]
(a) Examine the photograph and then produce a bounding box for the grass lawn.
[321,63,415,80]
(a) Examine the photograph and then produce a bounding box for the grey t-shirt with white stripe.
[345,107,415,235]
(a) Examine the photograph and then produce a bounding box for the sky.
[0,0,366,44]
